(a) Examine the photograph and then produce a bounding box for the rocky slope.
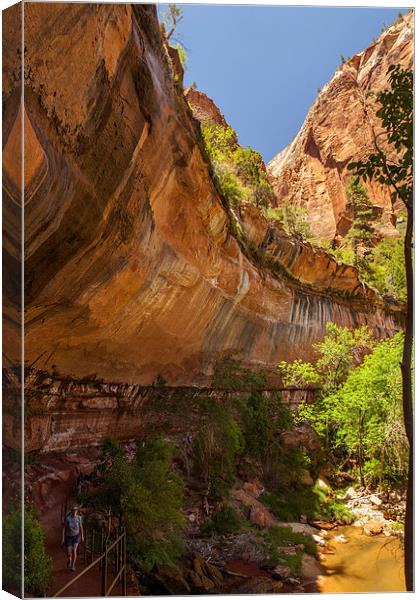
[267,11,413,242]
[3,4,402,397]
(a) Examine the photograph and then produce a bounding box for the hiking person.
[61,506,84,571]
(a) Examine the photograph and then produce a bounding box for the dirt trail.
[41,501,128,597]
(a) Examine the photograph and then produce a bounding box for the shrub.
[362,235,406,302]
[200,122,276,210]
[233,146,276,207]
[261,487,320,522]
[201,122,236,164]
[213,164,246,209]
[263,525,317,575]
[212,354,266,391]
[201,504,246,535]
[3,505,52,596]
[170,43,188,67]
[324,500,355,524]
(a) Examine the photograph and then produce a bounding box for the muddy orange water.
[318,526,406,593]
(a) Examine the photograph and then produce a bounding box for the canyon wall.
[5,4,400,384]
[267,11,413,242]
[2,4,403,403]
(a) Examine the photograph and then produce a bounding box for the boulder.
[364,520,384,536]
[280,522,318,536]
[310,521,336,531]
[300,469,314,486]
[250,505,277,528]
[301,553,323,584]
[344,487,358,500]
[243,481,263,498]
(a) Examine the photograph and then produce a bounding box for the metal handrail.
[53,531,126,597]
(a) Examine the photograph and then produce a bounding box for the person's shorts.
[65,534,80,547]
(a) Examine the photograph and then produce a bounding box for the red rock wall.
[2,4,402,397]
[267,11,413,242]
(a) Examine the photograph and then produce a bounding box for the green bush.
[324,501,355,524]
[263,525,317,575]
[213,164,246,209]
[201,504,246,535]
[3,505,52,596]
[212,354,266,391]
[261,487,320,522]
[233,146,276,207]
[265,524,317,556]
[389,521,404,532]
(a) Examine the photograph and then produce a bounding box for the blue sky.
[160,4,408,162]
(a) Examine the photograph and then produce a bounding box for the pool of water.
[318,525,405,593]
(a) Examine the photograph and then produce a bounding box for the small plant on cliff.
[212,353,266,391]
[91,437,185,572]
[3,504,52,596]
[266,205,317,243]
[363,234,406,301]
[200,121,275,210]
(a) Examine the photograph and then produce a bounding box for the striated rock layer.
[4,368,316,452]
[2,4,403,402]
[267,11,413,242]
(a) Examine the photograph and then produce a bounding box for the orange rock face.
[267,11,413,242]
[2,4,403,393]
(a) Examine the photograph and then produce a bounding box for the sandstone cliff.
[2,4,402,396]
[267,11,413,242]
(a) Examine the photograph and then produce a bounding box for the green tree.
[193,405,244,499]
[160,4,183,42]
[364,235,406,302]
[344,178,376,271]
[3,505,52,596]
[91,437,185,572]
[321,334,406,486]
[348,64,413,589]
[292,331,407,488]
[280,322,375,394]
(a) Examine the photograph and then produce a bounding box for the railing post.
[84,525,88,564]
[122,529,127,596]
[92,529,96,563]
[101,544,108,596]
[99,528,104,570]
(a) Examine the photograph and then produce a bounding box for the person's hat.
[71,506,79,511]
